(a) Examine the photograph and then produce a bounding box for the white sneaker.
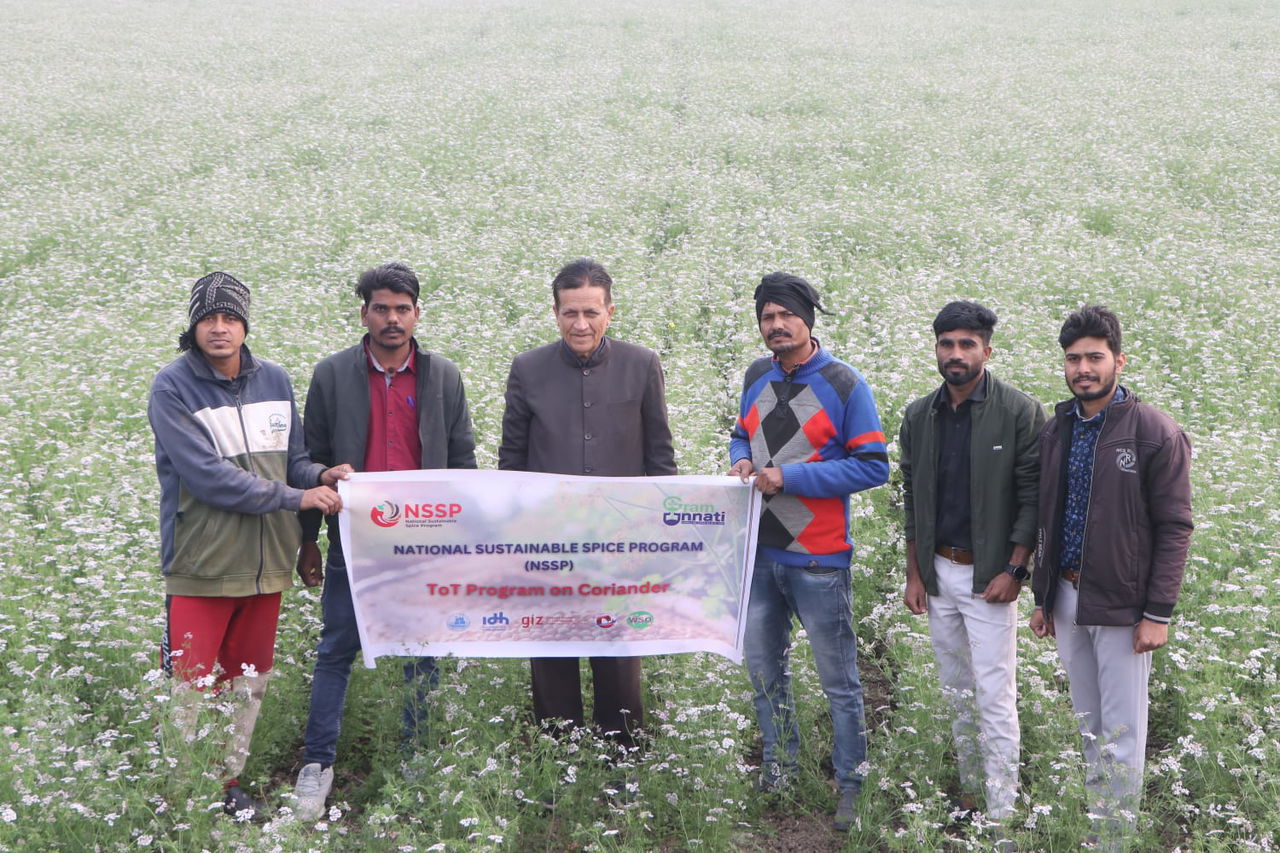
[294,762,334,822]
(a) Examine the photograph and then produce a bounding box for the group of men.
[899,299,1192,848]
[150,263,1191,846]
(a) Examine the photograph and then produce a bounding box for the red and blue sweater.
[730,344,889,568]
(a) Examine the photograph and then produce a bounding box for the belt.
[1061,568,1080,588]
[935,545,974,565]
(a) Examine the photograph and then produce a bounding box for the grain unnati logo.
[661,495,726,526]
[370,500,401,528]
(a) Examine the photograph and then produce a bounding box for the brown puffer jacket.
[1032,389,1193,626]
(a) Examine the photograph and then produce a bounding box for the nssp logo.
[370,500,463,528]
[370,500,401,528]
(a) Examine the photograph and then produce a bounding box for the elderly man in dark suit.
[499,257,676,753]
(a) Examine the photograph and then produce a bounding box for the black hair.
[932,300,997,344]
[355,262,420,304]
[551,258,612,307]
[1059,305,1122,355]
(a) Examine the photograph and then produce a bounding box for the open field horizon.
[1,0,1277,850]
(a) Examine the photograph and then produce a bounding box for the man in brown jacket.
[499,258,676,758]
[1030,305,1193,845]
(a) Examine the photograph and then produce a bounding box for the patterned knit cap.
[188,271,250,333]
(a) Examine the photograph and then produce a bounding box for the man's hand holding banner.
[337,470,761,667]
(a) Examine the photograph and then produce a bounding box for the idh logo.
[370,501,401,528]
[370,500,463,528]
[482,611,510,630]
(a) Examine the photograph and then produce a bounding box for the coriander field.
[1,0,1277,850]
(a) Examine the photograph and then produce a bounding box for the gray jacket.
[149,346,325,596]
[498,337,676,476]
[300,337,477,567]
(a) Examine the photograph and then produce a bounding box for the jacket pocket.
[171,508,219,577]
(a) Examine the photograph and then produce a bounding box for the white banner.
[337,470,762,667]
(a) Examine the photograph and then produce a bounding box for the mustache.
[945,360,966,368]
[768,330,791,340]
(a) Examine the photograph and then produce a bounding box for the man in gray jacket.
[499,258,676,757]
[149,272,344,819]
[293,263,477,822]
[899,301,1044,827]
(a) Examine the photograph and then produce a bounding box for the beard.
[1071,375,1117,402]
[939,360,981,387]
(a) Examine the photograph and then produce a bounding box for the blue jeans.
[744,555,866,792]
[302,565,438,768]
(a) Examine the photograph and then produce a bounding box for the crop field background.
[1,0,1277,850]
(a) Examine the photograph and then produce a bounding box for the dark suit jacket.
[498,337,676,476]
[301,336,477,566]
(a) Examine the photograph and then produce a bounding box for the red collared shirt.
[364,342,422,472]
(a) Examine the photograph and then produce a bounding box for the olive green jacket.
[899,371,1046,595]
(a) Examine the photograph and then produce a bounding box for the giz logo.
[370,500,401,527]
[370,500,463,528]
[596,614,617,629]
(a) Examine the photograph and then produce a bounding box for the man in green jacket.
[899,301,1045,827]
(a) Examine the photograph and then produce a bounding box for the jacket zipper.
[233,383,265,595]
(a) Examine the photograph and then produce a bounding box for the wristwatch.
[1004,563,1030,582]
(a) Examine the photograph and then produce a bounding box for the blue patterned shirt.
[1058,387,1127,572]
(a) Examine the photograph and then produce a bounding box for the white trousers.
[1053,578,1150,837]
[928,555,1020,818]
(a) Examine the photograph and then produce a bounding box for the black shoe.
[834,787,859,832]
[223,784,268,822]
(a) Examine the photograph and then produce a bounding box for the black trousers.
[530,656,643,748]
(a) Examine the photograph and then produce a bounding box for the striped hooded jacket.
[148,345,324,597]
[730,344,890,568]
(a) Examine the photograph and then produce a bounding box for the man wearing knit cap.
[729,272,889,832]
[149,272,349,820]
